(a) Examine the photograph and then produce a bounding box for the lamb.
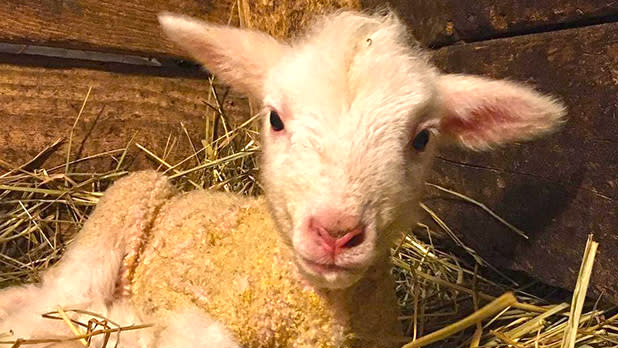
[0,10,565,348]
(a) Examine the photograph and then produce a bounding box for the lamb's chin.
[295,257,366,289]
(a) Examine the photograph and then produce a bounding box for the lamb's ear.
[158,13,287,99]
[436,74,567,150]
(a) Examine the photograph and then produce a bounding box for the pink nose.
[309,213,366,254]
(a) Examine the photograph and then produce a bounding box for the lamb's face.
[159,10,566,290]
[260,34,441,288]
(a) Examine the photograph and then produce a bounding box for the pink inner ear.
[441,103,516,138]
[440,103,536,149]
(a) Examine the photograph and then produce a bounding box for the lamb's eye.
[412,129,430,151]
[270,111,285,131]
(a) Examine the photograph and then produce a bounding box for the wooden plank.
[0,0,359,58]
[0,54,250,172]
[425,23,618,302]
[362,0,618,47]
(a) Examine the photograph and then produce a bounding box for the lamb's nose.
[308,213,366,254]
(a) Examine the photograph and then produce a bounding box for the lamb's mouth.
[299,257,361,275]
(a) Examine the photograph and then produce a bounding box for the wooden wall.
[0,1,234,171]
[363,0,618,303]
[0,0,359,56]
[0,0,359,171]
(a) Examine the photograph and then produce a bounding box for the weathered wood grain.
[426,22,618,303]
[0,54,250,172]
[0,0,212,57]
[362,0,618,47]
[0,0,359,58]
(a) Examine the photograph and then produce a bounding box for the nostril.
[316,227,336,251]
[335,228,365,249]
[342,231,365,248]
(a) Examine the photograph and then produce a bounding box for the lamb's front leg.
[42,170,175,303]
[0,170,174,341]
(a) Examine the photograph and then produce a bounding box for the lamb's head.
[159,11,566,289]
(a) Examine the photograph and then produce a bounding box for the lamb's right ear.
[158,13,287,99]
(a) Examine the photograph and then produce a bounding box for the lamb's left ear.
[436,74,567,150]
[158,13,287,99]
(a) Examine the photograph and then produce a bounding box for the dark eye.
[412,129,430,151]
[269,110,285,131]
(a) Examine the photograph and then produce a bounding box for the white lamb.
[0,10,565,348]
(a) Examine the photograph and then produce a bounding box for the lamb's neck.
[318,257,402,347]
